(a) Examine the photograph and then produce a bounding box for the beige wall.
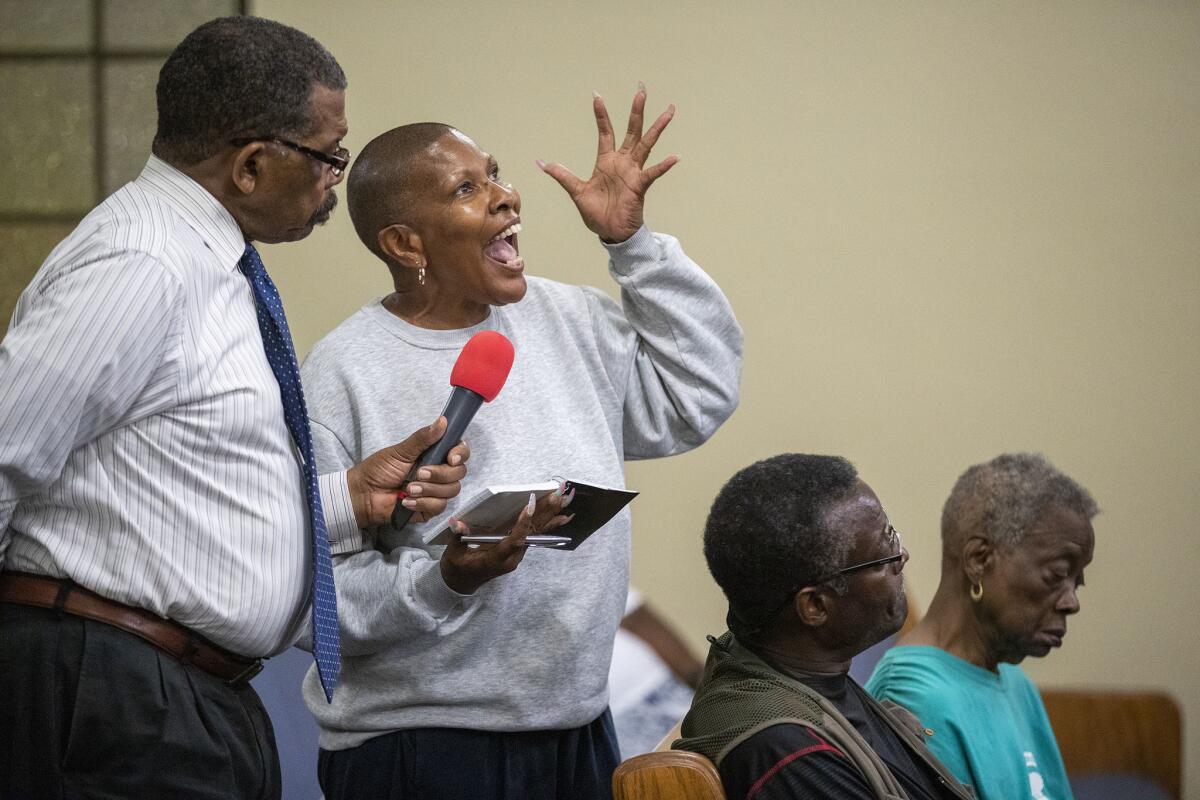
[4,0,1180,791]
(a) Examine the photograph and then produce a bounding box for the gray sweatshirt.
[299,228,742,749]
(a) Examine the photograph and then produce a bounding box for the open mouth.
[483,222,523,269]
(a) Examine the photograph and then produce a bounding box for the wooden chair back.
[611,749,725,800]
[1041,688,1182,799]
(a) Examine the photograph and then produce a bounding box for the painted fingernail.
[526,492,537,516]
[561,488,576,509]
[416,469,431,481]
[407,484,423,496]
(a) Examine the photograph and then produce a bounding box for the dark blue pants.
[318,710,620,800]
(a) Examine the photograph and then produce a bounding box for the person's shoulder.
[520,274,592,307]
[97,181,192,258]
[867,646,972,709]
[30,189,189,300]
[721,723,868,799]
[869,646,957,688]
[304,305,383,368]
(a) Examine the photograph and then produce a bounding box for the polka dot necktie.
[239,243,341,701]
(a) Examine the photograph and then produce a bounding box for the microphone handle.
[389,387,484,529]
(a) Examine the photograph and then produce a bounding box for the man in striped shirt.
[0,17,466,799]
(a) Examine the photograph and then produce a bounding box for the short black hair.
[346,123,456,264]
[153,16,346,165]
[703,454,859,641]
[942,452,1098,556]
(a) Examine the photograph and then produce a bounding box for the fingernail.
[637,80,646,94]
[535,159,546,171]
[525,492,536,516]
[555,481,566,497]
[563,513,576,524]
[407,484,423,496]
[592,90,601,99]
[416,469,431,481]
[450,517,465,533]
[402,498,417,509]
[561,487,576,509]
[449,454,461,466]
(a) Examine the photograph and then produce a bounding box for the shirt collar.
[136,155,247,271]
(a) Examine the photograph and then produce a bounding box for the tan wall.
[247,1,1195,794]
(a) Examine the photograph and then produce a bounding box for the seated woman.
[299,88,742,800]
[867,453,1097,800]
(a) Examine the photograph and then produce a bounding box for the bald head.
[347,122,455,263]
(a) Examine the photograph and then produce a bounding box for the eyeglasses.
[230,137,351,177]
[826,525,905,580]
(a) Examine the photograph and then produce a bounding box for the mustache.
[310,190,338,226]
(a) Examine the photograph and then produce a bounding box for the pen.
[459,534,572,547]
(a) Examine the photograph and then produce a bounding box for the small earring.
[970,581,983,602]
[417,266,426,286]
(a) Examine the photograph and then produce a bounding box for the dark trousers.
[318,710,621,800]
[0,603,281,800]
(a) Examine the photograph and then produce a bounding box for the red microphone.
[391,331,515,529]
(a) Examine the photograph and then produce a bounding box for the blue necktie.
[238,243,341,701]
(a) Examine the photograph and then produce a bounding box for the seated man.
[674,454,972,799]
[867,453,1097,800]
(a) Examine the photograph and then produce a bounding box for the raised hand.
[346,416,470,527]
[538,82,678,244]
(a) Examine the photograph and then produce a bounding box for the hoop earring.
[417,266,426,286]
[970,581,983,603]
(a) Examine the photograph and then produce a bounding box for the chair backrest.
[1041,688,1182,800]
[612,750,726,800]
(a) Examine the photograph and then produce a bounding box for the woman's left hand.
[538,82,678,244]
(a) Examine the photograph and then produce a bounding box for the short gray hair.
[941,453,1098,554]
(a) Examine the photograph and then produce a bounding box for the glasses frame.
[230,136,351,177]
[826,526,904,581]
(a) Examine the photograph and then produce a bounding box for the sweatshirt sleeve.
[587,227,742,459]
[326,545,478,657]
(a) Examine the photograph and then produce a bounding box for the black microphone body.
[390,387,484,529]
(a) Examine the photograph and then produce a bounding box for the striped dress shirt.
[0,156,357,657]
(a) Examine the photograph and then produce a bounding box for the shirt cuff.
[602,226,659,276]
[319,471,364,556]
[411,558,476,620]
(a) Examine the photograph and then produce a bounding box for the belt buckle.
[227,659,264,687]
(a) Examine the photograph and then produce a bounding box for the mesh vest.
[673,631,973,800]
